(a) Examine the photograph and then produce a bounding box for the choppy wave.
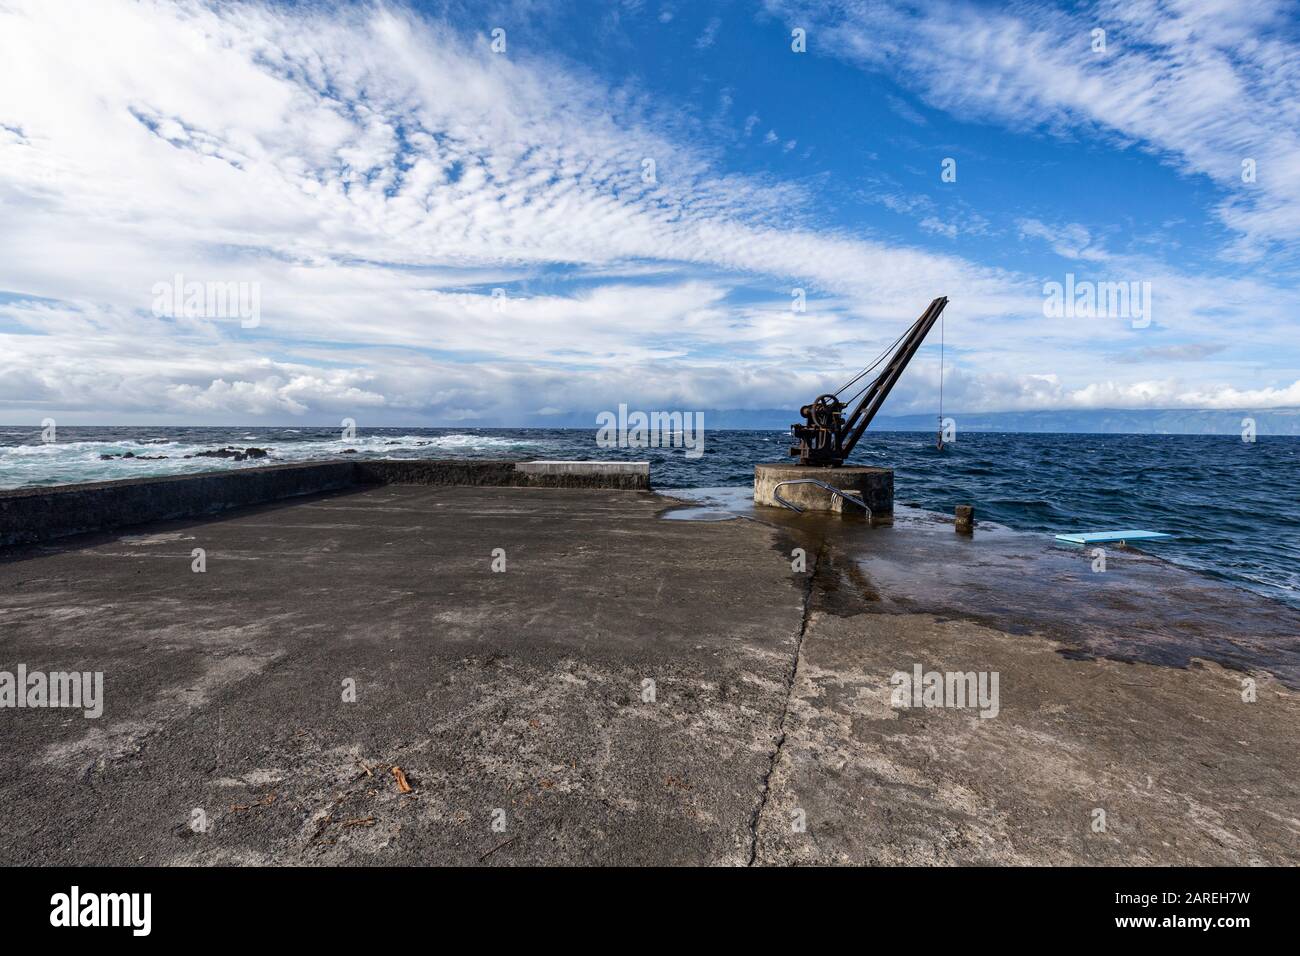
[0,427,552,489]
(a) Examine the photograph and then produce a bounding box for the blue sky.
[0,0,1297,424]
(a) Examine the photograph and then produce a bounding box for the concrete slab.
[755,612,1298,865]
[0,485,804,865]
[0,485,1295,866]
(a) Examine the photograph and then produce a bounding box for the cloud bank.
[0,0,1296,424]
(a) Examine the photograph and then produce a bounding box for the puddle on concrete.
[117,531,195,545]
[841,512,1300,687]
[660,488,1300,687]
[658,486,759,521]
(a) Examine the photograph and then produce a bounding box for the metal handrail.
[772,478,872,519]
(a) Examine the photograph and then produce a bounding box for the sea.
[2,425,1297,610]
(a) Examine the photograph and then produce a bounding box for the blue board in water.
[1055,530,1172,545]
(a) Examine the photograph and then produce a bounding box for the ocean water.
[2,425,1297,610]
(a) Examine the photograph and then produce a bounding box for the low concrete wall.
[357,459,649,490]
[0,459,652,548]
[0,462,358,547]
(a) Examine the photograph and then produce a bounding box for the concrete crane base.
[753,463,893,520]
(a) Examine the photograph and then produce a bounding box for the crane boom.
[788,296,948,467]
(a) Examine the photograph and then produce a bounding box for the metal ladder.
[772,478,872,519]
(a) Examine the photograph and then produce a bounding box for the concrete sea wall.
[0,459,650,547]
[355,459,649,489]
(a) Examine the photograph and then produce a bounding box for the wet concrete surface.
[668,487,1300,688]
[1,484,1295,865]
[665,488,1300,864]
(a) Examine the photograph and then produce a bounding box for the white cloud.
[1018,218,1109,261]
[695,16,722,50]
[770,0,1300,260]
[0,0,1294,424]
[919,217,958,239]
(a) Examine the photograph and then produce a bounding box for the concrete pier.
[1,482,1297,866]
[753,462,892,518]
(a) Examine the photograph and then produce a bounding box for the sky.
[0,0,1297,426]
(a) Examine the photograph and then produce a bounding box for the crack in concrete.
[747,543,822,866]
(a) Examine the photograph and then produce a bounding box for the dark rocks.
[100,451,167,460]
[192,446,272,463]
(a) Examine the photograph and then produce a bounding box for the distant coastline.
[5,406,1297,434]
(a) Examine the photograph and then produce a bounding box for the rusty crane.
[788,296,948,467]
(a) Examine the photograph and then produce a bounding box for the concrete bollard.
[955,504,975,534]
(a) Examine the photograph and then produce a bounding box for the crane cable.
[936,309,945,450]
[832,322,912,403]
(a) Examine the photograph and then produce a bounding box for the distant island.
[507,407,1300,436]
